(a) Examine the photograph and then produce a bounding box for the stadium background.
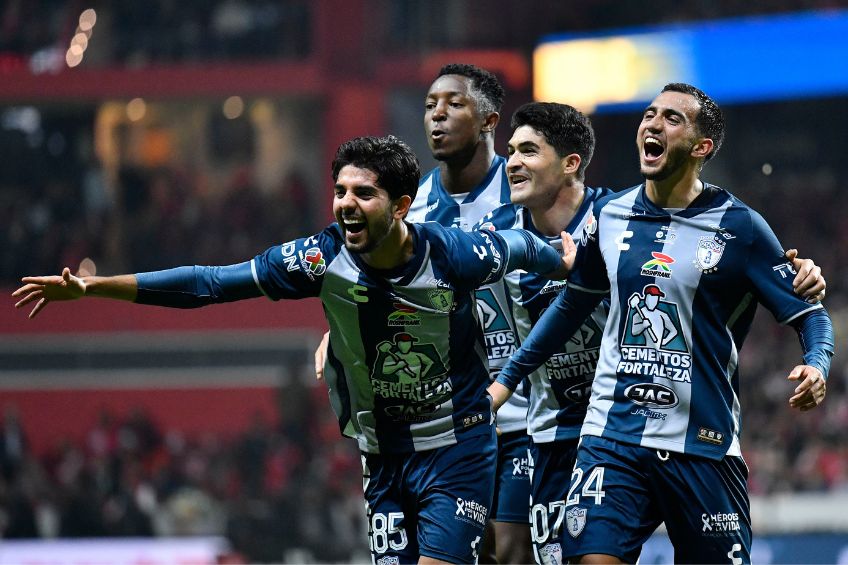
[1,1,846,563]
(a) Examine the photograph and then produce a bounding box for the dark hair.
[437,63,505,116]
[331,135,421,201]
[661,83,725,162]
[511,102,596,180]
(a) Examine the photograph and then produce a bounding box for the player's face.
[333,165,396,254]
[637,91,702,181]
[424,75,485,161]
[506,125,568,208]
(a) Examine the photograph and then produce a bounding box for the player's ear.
[562,153,581,176]
[393,194,412,219]
[481,111,500,134]
[691,137,713,160]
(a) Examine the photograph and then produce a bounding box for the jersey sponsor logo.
[772,261,797,279]
[694,235,726,273]
[640,251,674,278]
[376,557,399,565]
[281,242,300,272]
[538,543,563,565]
[701,511,741,536]
[543,316,603,389]
[619,285,691,383]
[456,497,489,527]
[565,507,586,538]
[387,303,420,326]
[697,427,725,445]
[564,381,593,404]
[624,382,679,408]
[476,288,516,363]
[371,332,451,421]
[581,213,597,244]
[348,284,369,303]
[654,226,677,245]
[539,279,568,295]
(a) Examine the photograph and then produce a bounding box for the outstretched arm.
[14,261,262,319]
[500,229,576,280]
[488,285,604,411]
[13,268,138,318]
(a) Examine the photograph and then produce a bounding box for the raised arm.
[499,228,576,279]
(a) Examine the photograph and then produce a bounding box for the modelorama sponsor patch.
[455,497,488,526]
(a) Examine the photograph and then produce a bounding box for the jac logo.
[624,383,678,408]
[564,381,592,404]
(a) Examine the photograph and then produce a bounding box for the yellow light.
[223,96,244,119]
[127,98,147,122]
[79,9,97,32]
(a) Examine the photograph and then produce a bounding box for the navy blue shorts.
[361,428,497,564]
[528,438,579,565]
[563,435,751,564]
[491,429,531,523]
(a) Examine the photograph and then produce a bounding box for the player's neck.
[361,220,414,270]
[528,182,586,237]
[438,142,495,195]
[646,168,702,209]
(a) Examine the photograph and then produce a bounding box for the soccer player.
[488,84,834,564]
[14,135,576,565]
[315,63,532,563]
[415,63,532,564]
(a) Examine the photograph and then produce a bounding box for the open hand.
[12,267,85,319]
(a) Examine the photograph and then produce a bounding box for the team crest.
[695,236,726,273]
[538,542,563,565]
[565,507,587,538]
[376,557,399,565]
[428,288,454,313]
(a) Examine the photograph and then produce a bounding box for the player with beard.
[488,84,833,564]
[14,135,576,565]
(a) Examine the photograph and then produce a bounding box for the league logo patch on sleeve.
[581,213,597,244]
[299,247,327,280]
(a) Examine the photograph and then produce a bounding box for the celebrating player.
[488,84,833,564]
[14,135,575,565]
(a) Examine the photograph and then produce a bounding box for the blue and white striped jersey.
[564,183,825,460]
[481,187,612,442]
[250,222,511,455]
[408,156,528,433]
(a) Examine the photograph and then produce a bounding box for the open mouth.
[430,129,446,141]
[343,218,366,234]
[644,137,665,161]
[509,174,530,189]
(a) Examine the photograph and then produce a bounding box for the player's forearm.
[496,287,602,390]
[134,262,261,308]
[487,382,513,413]
[792,308,835,379]
[499,229,563,275]
[82,275,139,302]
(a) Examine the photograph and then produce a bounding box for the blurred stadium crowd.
[2,0,847,562]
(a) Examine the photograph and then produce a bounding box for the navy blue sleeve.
[251,227,342,300]
[135,262,261,308]
[788,308,835,380]
[745,209,822,324]
[499,229,563,276]
[496,286,604,391]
